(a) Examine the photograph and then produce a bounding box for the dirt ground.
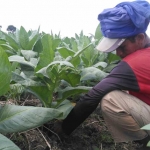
[7,103,140,150]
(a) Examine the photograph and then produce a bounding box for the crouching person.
[55,1,150,150]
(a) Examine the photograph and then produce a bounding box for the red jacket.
[123,48,150,104]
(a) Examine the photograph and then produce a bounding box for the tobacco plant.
[0,25,120,149]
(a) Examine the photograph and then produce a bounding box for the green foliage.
[0,25,121,109]
[0,25,122,148]
[0,26,40,55]
[0,104,72,134]
[0,133,20,150]
[94,24,103,45]
[6,83,24,101]
[36,34,61,71]
[0,47,11,96]
[3,26,120,108]
[19,26,29,49]
[80,67,108,86]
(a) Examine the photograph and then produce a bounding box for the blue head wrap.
[98,1,150,38]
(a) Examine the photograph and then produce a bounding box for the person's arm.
[62,61,139,135]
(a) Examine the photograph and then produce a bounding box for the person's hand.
[52,120,64,135]
[52,120,69,139]
[44,120,67,150]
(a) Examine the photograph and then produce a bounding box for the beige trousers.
[101,90,150,142]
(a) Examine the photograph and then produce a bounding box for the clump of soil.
[7,103,138,150]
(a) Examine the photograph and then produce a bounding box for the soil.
[5,99,140,150]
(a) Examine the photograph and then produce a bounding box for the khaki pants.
[101,90,150,142]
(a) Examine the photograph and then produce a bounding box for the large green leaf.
[82,37,97,66]
[0,47,11,95]
[15,78,43,87]
[9,55,36,68]
[62,37,71,46]
[11,72,25,82]
[26,32,39,50]
[55,100,74,118]
[94,24,103,45]
[0,134,20,150]
[103,63,117,73]
[80,67,108,81]
[72,43,92,59]
[98,52,108,62]
[37,61,74,78]
[52,39,61,50]
[107,52,120,64]
[36,34,61,71]
[57,86,92,106]
[19,26,29,49]
[60,72,81,87]
[21,50,38,61]
[1,32,19,50]
[47,61,74,68]
[81,48,99,67]
[14,29,20,45]
[29,30,39,41]
[70,38,78,52]
[33,38,43,54]
[57,47,75,58]
[0,39,7,45]
[0,44,14,52]
[27,86,51,107]
[0,104,73,134]
[141,124,150,130]
[70,43,92,67]
[93,62,107,68]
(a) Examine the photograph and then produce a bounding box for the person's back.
[123,47,150,104]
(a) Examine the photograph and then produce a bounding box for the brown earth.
[6,101,140,150]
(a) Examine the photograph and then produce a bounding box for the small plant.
[5,83,25,101]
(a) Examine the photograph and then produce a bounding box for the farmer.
[55,1,150,149]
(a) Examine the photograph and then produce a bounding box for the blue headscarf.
[98,1,150,38]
